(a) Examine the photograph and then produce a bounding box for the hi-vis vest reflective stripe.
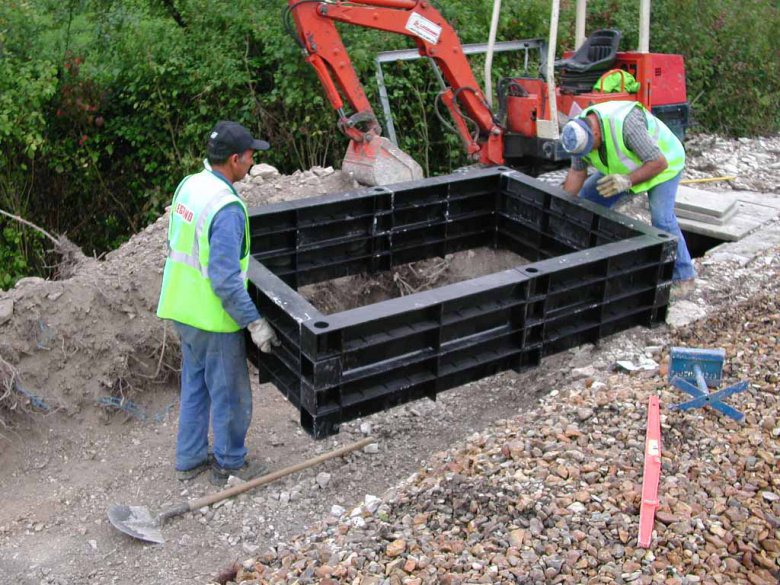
[156,166,250,333]
[581,101,685,193]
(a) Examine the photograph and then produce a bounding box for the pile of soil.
[0,166,357,428]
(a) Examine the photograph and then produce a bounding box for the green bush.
[0,222,45,289]
[0,0,777,289]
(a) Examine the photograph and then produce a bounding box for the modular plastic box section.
[246,167,676,438]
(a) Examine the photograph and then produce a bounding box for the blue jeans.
[579,171,696,281]
[174,322,252,471]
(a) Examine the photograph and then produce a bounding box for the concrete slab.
[678,201,780,241]
[704,220,780,264]
[720,190,780,211]
[676,186,737,218]
[676,205,738,225]
[676,187,780,242]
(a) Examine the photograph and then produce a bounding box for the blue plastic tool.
[668,347,748,422]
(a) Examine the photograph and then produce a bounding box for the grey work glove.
[248,318,280,353]
[596,173,632,197]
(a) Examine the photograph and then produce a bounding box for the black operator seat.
[555,29,622,74]
[554,29,622,93]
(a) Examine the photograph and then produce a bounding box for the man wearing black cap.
[157,121,280,485]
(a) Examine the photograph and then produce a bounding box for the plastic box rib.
[247,167,676,438]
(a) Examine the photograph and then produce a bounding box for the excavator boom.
[287,0,505,185]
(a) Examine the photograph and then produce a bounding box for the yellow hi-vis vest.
[156,165,250,332]
[580,101,685,193]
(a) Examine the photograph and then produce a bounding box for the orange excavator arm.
[286,0,505,169]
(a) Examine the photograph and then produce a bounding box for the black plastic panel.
[247,167,676,437]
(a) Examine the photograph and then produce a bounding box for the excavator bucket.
[342,136,424,186]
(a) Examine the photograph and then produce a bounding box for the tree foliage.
[0,0,777,288]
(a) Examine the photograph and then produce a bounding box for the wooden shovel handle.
[186,436,376,512]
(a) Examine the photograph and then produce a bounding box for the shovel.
[108,436,376,544]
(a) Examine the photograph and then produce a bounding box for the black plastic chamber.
[246,167,676,438]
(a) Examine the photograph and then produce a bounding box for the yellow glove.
[596,174,632,197]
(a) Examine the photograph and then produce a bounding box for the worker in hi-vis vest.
[157,121,279,485]
[561,101,696,297]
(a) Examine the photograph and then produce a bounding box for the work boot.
[176,455,214,481]
[210,459,269,486]
[670,278,696,301]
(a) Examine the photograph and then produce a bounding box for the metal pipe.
[375,40,543,144]
[537,0,560,140]
[374,64,398,144]
[484,0,502,107]
[638,0,650,52]
[575,0,587,50]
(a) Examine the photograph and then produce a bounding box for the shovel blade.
[342,136,423,186]
[107,504,165,544]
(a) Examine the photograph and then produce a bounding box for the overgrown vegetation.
[1,0,778,288]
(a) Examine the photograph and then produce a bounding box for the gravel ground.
[222,268,780,584]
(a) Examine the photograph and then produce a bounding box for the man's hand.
[596,174,632,197]
[248,318,280,353]
[562,167,588,196]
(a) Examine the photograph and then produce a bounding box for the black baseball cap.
[206,121,270,158]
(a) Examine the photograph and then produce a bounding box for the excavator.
[285,0,690,185]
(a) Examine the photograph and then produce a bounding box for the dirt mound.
[300,246,527,314]
[0,166,358,428]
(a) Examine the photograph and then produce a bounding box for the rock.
[385,539,406,557]
[363,443,380,454]
[508,529,526,548]
[638,357,659,371]
[575,408,594,422]
[666,300,707,327]
[359,422,373,435]
[227,475,246,488]
[0,299,13,324]
[312,166,334,177]
[250,163,280,178]
[502,439,525,459]
[364,495,381,514]
[14,276,44,288]
[330,505,346,517]
[571,366,595,380]
[656,511,679,524]
[316,472,332,489]
[615,360,639,373]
